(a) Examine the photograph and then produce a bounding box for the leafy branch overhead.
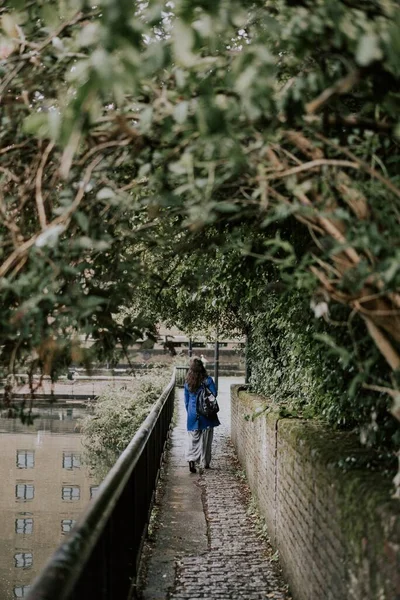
[0,2,399,436]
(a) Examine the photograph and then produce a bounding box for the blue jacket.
[184,376,220,431]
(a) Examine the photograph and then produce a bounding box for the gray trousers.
[187,427,214,466]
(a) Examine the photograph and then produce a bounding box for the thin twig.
[0,155,104,279]
[362,383,399,398]
[272,144,302,166]
[283,130,324,160]
[305,113,395,134]
[35,141,55,230]
[77,138,132,166]
[54,155,104,225]
[315,133,400,200]
[312,255,343,278]
[307,226,325,251]
[0,11,84,97]
[0,166,20,182]
[353,301,400,317]
[305,69,360,114]
[0,141,30,155]
[265,159,359,181]
[295,190,361,265]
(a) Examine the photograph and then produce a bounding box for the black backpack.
[196,382,219,419]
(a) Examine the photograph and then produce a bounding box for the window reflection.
[90,486,99,499]
[61,486,80,501]
[15,517,33,534]
[61,519,76,533]
[16,484,34,501]
[13,586,31,598]
[16,450,35,469]
[62,452,81,470]
[14,552,33,569]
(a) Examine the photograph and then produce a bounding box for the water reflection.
[0,403,101,599]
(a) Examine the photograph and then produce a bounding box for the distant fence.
[26,371,176,600]
[175,365,189,387]
[0,375,160,402]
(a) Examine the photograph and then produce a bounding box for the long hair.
[186,358,207,392]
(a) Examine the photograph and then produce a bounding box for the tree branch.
[364,317,400,371]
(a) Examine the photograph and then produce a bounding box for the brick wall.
[231,385,400,600]
[231,389,278,545]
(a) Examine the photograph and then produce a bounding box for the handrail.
[27,370,176,600]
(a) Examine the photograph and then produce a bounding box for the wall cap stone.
[232,384,281,426]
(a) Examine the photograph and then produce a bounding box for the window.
[16,451,35,469]
[90,486,99,499]
[15,518,33,534]
[62,452,81,470]
[62,486,80,501]
[14,552,33,569]
[13,586,31,598]
[16,484,34,501]
[61,519,76,534]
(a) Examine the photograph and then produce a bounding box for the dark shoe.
[189,461,196,474]
[204,464,210,469]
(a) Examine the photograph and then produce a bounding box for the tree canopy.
[1,0,400,452]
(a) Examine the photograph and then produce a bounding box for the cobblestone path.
[141,378,289,600]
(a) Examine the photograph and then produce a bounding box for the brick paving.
[141,378,290,600]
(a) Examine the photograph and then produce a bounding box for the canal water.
[0,403,102,599]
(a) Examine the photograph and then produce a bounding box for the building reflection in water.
[0,404,101,599]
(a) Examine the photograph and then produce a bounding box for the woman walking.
[184,357,219,473]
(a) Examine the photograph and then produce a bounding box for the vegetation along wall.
[231,386,400,600]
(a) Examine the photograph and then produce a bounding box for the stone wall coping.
[232,384,281,425]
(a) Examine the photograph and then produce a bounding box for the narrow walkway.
[141,378,290,600]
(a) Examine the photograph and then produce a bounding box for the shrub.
[81,370,171,473]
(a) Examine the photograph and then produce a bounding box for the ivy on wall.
[247,291,399,450]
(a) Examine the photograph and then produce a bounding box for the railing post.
[214,339,219,392]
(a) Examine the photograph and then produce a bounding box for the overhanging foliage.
[0,2,399,455]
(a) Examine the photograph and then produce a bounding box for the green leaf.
[139,107,153,133]
[41,4,59,28]
[314,333,351,367]
[96,187,116,201]
[215,202,240,213]
[74,211,89,232]
[356,34,383,66]
[173,21,195,67]
[23,113,50,138]
[174,101,189,124]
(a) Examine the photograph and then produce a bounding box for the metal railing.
[27,371,176,600]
